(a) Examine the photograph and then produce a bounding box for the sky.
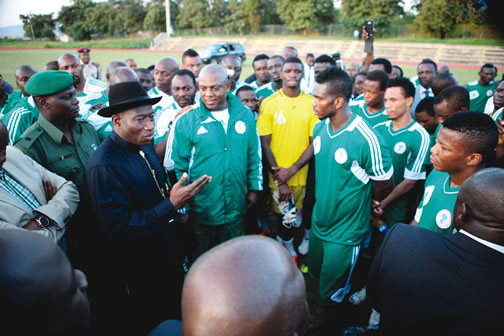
[0,0,72,27]
[0,0,417,28]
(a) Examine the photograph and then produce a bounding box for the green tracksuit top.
[170,93,263,225]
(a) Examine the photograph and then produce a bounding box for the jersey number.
[274,110,286,124]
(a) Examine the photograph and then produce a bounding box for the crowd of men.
[1,39,504,336]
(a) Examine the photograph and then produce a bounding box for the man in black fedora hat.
[85,81,211,334]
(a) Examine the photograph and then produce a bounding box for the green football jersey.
[415,169,459,234]
[374,120,430,225]
[1,91,23,117]
[349,100,388,127]
[312,114,393,245]
[467,80,496,113]
[78,91,111,142]
[255,82,277,100]
[2,96,40,145]
[351,93,364,102]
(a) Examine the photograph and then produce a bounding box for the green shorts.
[307,233,359,305]
[191,219,244,260]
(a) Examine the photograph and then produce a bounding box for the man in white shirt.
[410,59,437,114]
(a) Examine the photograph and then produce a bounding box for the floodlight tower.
[166,0,174,36]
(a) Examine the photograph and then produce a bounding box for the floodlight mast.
[166,0,174,36]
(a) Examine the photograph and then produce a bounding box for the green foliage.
[58,0,95,40]
[144,0,166,33]
[19,0,496,40]
[84,2,114,37]
[225,0,264,34]
[340,0,405,36]
[110,0,147,36]
[177,0,213,29]
[276,0,335,33]
[19,14,57,40]
[414,0,488,39]
[414,0,454,39]
[143,0,181,32]
[58,0,146,40]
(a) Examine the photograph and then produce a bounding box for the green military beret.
[25,71,74,96]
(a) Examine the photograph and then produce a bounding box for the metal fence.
[172,23,497,39]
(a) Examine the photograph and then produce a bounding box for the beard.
[72,74,81,86]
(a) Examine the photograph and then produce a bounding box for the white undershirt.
[211,109,229,134]
[460,230,504,254]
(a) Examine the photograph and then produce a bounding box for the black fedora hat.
[98,81,161,117]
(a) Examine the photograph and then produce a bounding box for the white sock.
[276,236,297,257]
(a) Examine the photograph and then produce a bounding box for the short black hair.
[434,85,470,112]
[134,68,151,76]
[366,70,389,91]
[314,54,336,66]
[253,54,270,68]
[415,97,435,116]
[306,53,314,58]
[236,85,255,96]
[269,54,285,62]
[392,65,403,78]
[431,73,457,97]
[183,48,199,60]
[353,72,367,83]
[443,111,498,163]
[419,58,438,72]
[173,69,196,86]
[315,67,353,102]
[147,64,155,71]
[387,77,415,98]
[370,58,392,74]
[481,63,497,73]
[45,60,59,71]
[283,56,304,68]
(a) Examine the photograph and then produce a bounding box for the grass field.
[0,48,481,89]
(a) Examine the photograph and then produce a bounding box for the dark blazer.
[368,224,504,335]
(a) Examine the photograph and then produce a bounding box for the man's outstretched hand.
[169,173,211,209]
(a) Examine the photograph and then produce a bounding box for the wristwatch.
[35,215,51,229]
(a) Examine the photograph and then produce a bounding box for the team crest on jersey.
[436,209,452,229]
[235,121,246,134]
[469,91,479,100]
[335,148,348,164]
[394,141,407,154]
[487,89,494,97]
[313,136,321,155]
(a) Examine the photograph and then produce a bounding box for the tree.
[20,14,56,40]
[83,2,114,38]
[340,0,405,36]
[414,0,488,39]
[108,0,147,36]
[177,0,214,29]
[143,0,181,32]
[413,0,454,39]
[58,0,96,40]
[276,0,335,33]
[226,0,263,34]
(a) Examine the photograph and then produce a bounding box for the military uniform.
[15,70,102,288]
[15,113,100,192]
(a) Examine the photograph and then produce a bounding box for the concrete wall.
[151,36,504,69]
